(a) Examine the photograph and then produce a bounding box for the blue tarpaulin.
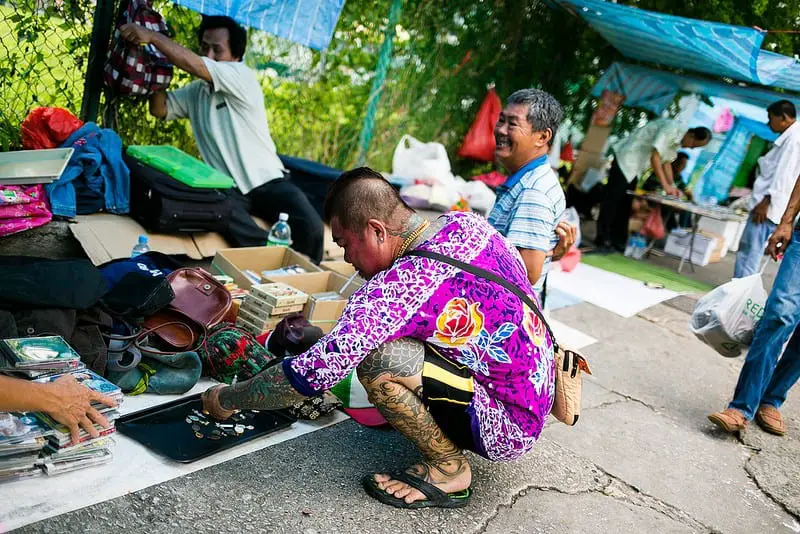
[694,117,779,203]
[553,0,800,93]
[175,0,345,50]
[592,63,800,115]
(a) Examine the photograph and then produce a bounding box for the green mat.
[581,253,714,293]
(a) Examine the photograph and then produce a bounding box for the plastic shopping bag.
[457,88,502,162]
[563,207,582,248]
[642,208,666,240]
[21,107,84,150]
[690,273,768,357]
[392,135,454,187]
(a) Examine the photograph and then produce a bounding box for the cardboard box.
[237,308,285,332]
[249,283,309,307]
[320,260,357,277]
[241,294,305,320]
[664,229,724,266]
[697,217,746,255]
[212,247,321,289]
[264,271,359,323]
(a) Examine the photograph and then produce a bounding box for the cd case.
[117,394,296,463]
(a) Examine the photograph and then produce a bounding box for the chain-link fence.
[0,0,94,150]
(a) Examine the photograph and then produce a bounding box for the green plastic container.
[126,145,235,189]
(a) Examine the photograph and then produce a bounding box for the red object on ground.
[458,88,502,162]
[21,107,84,150]
[472,170,507,188]
[559,245,582,272]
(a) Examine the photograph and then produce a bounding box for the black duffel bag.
[125,153,232,233]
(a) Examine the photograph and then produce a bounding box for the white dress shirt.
[750,121,800,224]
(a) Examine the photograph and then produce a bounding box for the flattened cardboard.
[71,214,201,264]
[212,247,321,289]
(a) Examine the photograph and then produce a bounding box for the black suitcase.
[125,153,233,233]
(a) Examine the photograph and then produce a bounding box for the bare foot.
[373,456,472,504]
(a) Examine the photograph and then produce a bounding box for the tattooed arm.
[217,365,306,411]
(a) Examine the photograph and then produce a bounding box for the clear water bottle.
[267,213,292,247]
[131,235,151,257]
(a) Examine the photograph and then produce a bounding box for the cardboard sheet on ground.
[549,318,598,350]
[0,379,348,531]
[547,263,678,318]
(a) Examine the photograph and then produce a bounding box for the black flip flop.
[362,471,471,509]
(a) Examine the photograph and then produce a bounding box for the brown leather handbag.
[144,268,232,351]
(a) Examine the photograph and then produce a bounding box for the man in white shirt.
[120,16,324,262]
[734,100,800,278]
[595,120,711,252]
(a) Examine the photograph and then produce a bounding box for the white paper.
[547,263,678,318]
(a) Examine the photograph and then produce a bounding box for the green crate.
[126,145,235,189]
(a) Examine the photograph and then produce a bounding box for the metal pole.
[355,0,402,166]
[80,0,116,123]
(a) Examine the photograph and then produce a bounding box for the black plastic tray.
[117,394,296,463]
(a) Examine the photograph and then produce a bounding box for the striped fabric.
[553,0,800,93]
[175,0,345,50]
[592,63,800,115]
[694,117,779,204]
[488,164,566,296]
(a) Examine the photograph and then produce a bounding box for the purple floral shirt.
[283,212,555,461]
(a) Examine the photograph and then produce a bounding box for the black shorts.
[420,344,476,452]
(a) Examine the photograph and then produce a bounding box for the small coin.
[245,425,255,430]
[191,424,201,432]
[209,434,221,440]
[194,431,204,439]
[212,429,223,436]
[234,425,244,434]
[189,415,199,422]
[185,417,193,424]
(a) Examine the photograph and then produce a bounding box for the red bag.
[104,0,173,96]
[20,107,84,150]
[642,208,666,241]
[458,88,502,162]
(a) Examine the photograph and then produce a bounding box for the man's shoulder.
[519,165,561,195]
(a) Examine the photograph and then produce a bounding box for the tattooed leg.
[218,365,305,411]
[357,338,472,504]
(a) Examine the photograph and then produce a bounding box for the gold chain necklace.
[395,220,430,259]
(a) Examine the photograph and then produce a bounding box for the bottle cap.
[278,213,289,221]
[138,235,148,244]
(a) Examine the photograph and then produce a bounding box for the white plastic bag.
[690,272,768,357]
[458,180,496,214]
[563,207,582,248]
[392,135,454,187]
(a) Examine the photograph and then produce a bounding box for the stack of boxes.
[235,283,309,337]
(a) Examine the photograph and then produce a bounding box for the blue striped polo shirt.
[487,154,566,297]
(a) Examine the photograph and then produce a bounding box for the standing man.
[595,121,711,252]
[709,172,800,436]
[488,89,570,303]
[733,100,800,278]
[120,16,324,263]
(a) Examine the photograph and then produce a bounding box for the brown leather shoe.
[756,405,786,436]
[708,408,748,434]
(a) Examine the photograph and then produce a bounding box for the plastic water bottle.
[131,235,151,257]
[267,213,292,247]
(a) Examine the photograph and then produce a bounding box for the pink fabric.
[0,185,52,237]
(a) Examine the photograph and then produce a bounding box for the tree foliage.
[1,0,798,176]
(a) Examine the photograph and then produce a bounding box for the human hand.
[664,185,679,197]
[201,384,235,420]
[752,197,770,224]
[549,221,577,260]
[43,375,116,445]
[767,222,793,260]
[119,23,156,46]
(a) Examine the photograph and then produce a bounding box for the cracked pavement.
[17,297,800,533]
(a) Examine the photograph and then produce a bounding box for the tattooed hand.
[217,365,306,411]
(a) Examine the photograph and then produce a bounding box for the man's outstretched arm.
[120,24,211,82]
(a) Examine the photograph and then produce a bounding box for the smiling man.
[119,16,324,262]
[488,89,567,303]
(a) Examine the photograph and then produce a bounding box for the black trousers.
[224,177,324,264]
[595,160,634,250]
